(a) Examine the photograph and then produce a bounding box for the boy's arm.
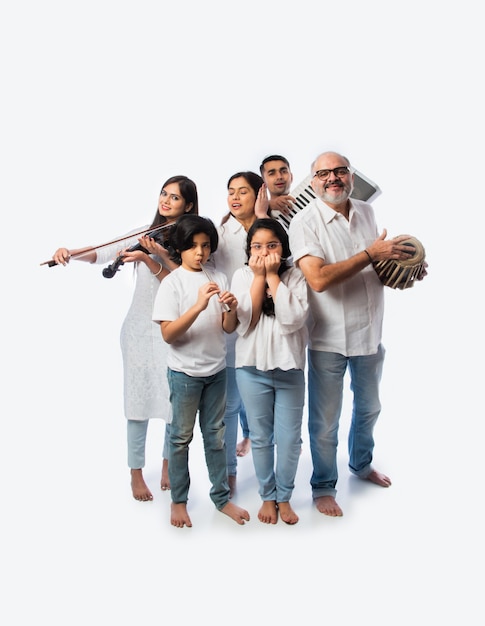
[222,308,238,333]
[218,291,238,333]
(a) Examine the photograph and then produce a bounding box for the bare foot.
[258,500,278,524]
[131,469,153,502]
[171,502,192,528]
[236,437,251,457]
[314,495,343,517]
[364,469,392,487]
[277,501,299,525]
[228,474,236,498]
[220,501,250,525]
[161,458,170,491]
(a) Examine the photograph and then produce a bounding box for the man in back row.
[260,154,295,215]
[288,150,422,517]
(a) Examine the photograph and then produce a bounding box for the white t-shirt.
[231,265,309,371]
[289,197,384,357]
[152,266,230,377]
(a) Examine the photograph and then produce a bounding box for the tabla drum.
[373,236,426,290]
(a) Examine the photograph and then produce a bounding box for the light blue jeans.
[239,406,249,440]
[225,367,242,476]
[127,420,170,469]
[236,367,304,503]
[167,367,230,510]
[308,345,385,498]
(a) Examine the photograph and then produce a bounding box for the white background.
[2,1,483,624]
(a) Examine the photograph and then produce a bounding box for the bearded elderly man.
[288,151,415,517]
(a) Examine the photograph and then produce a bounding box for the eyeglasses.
[313,166,350,181]
[249,242,282,251]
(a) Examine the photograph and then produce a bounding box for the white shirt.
[208,215,248,281]
[231,265,309,371]
[288,197,384,357]
[152,266,229,377]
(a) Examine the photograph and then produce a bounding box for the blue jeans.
[308,345,385,498]
[239,406,249,440]
[167,367,230,510]
[236,367,304,503]
[225,367,242,476]
[127,420,170,469]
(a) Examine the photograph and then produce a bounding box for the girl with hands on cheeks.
[231,218,309,526]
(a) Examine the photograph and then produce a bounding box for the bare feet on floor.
[277,501,299,525]
[236,437,251,457]
[258,500,278,524]
[171,502,192,528]
[161,458,170,491]
[314,495,343,517]
[228,474,236,498]
[220,501,250,525]
[131,469,153,502]
[363,469,392,487]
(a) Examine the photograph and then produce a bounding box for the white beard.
[321,187,351,204]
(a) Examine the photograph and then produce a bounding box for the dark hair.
[221,171,265,226]
[259,155,290,176]
[149,175,199,229]
[168,214,219,265]
[246,218,291,316]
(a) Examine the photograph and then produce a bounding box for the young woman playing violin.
[51,175,198,502]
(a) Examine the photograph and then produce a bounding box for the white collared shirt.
[288,197,384,356]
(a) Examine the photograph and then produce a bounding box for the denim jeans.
[308,345,385,498]
[225,367,242,476]
[239,406,249,439]
[236,367,304,503]
[127,420,171,469]
[167,367,230,510]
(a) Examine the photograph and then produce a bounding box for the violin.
[102,224,173,279]
[40,220,175,275]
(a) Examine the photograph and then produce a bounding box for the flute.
[200,265,231,312]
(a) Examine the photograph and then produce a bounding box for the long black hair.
[149,175,199,229]
[246,218,291,316]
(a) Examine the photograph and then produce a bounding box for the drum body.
[373,236,426,289]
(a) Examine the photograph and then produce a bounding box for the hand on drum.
[367,230,416,264]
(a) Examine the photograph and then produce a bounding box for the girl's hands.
[249,252,281,276]
[263,252,281,276]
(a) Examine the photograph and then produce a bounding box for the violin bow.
[40,221,175,267]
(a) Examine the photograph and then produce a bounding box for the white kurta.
[95,228,171,422]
